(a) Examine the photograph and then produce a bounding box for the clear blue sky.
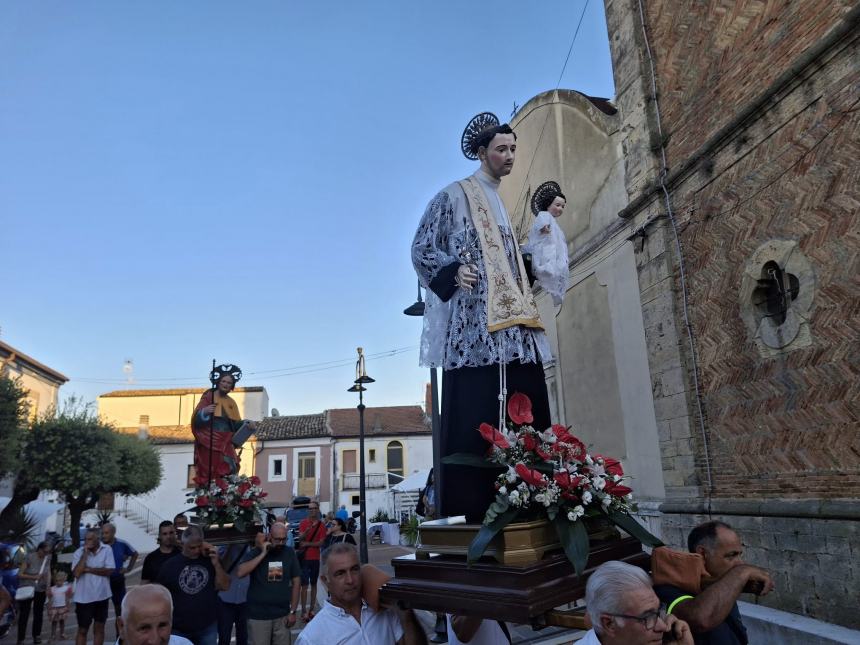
[1,1,615,415]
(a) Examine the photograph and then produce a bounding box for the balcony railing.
[342,473,388,490]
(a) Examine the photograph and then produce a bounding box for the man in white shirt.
[72,528,115,645]
[578,561,693,645]
[117,584,193,645]
[446,616,510,644]
[295,543,425,645]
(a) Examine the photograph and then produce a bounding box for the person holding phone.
[578,561,693,645]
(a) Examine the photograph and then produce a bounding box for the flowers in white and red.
[479,393,636,525]
[186,473,267,530]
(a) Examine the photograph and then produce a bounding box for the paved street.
[1,542,583,645]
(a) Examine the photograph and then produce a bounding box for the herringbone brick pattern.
[667,57,860,498]
[645,0,857,166]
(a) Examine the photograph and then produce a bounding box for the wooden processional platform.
[379,519,649,625]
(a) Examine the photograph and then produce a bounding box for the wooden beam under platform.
[380,536,649,625]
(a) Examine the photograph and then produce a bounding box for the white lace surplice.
[524,210,570,306]
[411,170,552,369]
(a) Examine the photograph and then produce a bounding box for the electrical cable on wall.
[635,0,715,510]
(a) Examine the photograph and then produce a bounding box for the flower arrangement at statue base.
[187,473,267,533]
[442,393,662,575]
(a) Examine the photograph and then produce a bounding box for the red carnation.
[216,478,228,491]
[250,476,261,486]
[478,422,510,449]
[515,463,547,488]
[195,496,210,507]
[507,393,533,425]
[237,482,251,495]
[259,491,268,498]
[239,499,253,508]
[215,498,227,507]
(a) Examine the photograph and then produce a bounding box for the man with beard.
[236,523,300,645]
[411,112,552,521]
[141,522,182,584]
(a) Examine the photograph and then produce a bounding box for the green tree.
[0,374,30,477]
[0,398,162,546]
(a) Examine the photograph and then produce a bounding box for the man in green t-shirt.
[237,523,301,645]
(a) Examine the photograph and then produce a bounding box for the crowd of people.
[0,501,772,645]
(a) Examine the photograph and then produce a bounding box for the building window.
[186,465,197,488]
[369,449,376,463]
[268,454,287,482]
[351,495,360,505]
[343,449,357,474]
[139,414,150,425]
[386,441,404,485]
[297,452,316,497]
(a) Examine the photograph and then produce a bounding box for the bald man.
[117,584,192,645]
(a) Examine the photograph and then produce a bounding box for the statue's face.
[217,375,235,394]
[479,132,516,179]
[548,196,566,218]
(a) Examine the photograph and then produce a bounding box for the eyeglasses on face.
[607,606,668,630]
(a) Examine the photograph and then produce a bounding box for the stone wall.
[660,506,859,629]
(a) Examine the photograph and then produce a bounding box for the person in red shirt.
[296,501,327,622]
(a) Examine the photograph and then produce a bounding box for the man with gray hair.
[296,542,426,645]
[117,584,192,645]
[156,526,229,645]
[72,528,115,645]
[578,561,693,645]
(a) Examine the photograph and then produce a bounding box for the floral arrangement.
[187,473,267,532]
[443,393,661,574]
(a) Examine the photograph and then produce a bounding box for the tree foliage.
[0,374,30,476]
[0,397,163,546]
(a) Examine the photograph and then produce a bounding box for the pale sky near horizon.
[1,1,615,416]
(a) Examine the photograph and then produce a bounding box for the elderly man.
[141,522,182,585]
[72,528,115,645]
[102,522,139,638]
[235,523,300,645]
[156,526,229,645]
[295,543,426,645]
[117,584,192,645]
[655,521,774,644]
[579,561,693,645]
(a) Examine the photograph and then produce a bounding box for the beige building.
[0,340,68,418]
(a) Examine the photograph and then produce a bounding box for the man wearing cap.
[411,112,553,521]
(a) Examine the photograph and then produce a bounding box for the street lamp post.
[347,347,374,564]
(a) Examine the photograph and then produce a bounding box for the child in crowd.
[47,571,72,641]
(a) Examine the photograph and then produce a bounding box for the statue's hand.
[203,404,216,415]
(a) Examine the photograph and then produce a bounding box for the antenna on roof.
[122,359,134,384]
[271,408,280,417]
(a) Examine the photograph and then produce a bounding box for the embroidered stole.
[458,176,544,333]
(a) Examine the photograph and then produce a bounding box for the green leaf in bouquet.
[554,515,590,576]
[531,461,556,475]
[604,508,663,547]
[484,493,510,524]
[467,506,518,565]
[441,453,504,469]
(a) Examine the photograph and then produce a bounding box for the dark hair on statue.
[538,190,566,212]
[472,123,517,156]
[688,520,733,553]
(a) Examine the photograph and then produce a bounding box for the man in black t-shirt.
[157,525,229,645]
[141,521,182,584]
[236,523,301,645]
[654,521,774,645]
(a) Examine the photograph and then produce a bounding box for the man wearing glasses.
[237,523,301,645]
[579,561,693,645]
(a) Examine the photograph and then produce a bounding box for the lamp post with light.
[347,347,374,564]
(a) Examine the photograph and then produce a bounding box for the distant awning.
[391,469,430,493]
[0,497,64,527]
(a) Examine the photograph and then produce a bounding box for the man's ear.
[319,573,328,587]
[599,614,614,635]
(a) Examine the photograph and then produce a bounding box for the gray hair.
[181,525,204,544]
[120,584,173,622]
[321,542,358,576]
[585,561,653,635]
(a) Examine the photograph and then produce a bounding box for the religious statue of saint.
[523,180,570,307]
[191,363,256,482]
[411,112,553,521]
